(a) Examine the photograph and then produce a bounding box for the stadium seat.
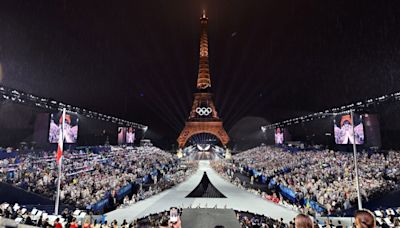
[59,217,65,224]
[374,210,384,217]
[73,209,81,216]
[13,203,20,211]
[31,208,38,216]
[383,217,394,227]
[376,217,384,226]
[386,208,395,216]
[32,210,43,221]
[14,217,23,223]
[47,215,57,225]
[79,211,87,218]
[20,208,27,215]
[1,203,10,210]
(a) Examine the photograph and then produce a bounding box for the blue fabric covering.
[304,198,327,213]
[261,175,267,184]
[278,184,297,202]
[91,198,109,213]
[252,169,262,177]
[143,175,150,183]
[116,184,132,201]
[268,179,276,189]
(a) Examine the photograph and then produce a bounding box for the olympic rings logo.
[196,107,212,116]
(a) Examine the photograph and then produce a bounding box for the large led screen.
[118,127,135,145]
[48,113,79,143]
[334,114,364,144]
[274,128,284,144]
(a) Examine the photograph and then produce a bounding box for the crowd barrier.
[89,168,163,214]
[303,198,327,213]
[89,181,136,214]
[116,184,133,201]
[266,179,326,213]
[90,198,110,214]
[278,184,297,202]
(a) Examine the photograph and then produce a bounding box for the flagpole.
[55,154,62,215]
[55,108,65,215]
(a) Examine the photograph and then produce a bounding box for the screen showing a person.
[334,114,364,144]
[274,128,284,144]
[126,127,135,144]
[118,127,126,145]
[48,113,79,143]
[118,127,135,144]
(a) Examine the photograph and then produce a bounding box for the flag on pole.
[54,108,65,215]
[56,109,65,164]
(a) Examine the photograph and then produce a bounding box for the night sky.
[1,1,400,147]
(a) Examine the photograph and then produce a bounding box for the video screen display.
[334,114,364,144]
[118,127,135,145]
[363,114,381,147]
[48,112,79,143]
[274,128,284,144]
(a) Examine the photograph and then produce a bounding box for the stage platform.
[181,208,241,228]
[105,161,298,224]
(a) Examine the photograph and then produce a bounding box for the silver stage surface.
[105,161,298,224]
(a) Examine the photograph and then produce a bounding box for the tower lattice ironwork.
[177,11,229,148]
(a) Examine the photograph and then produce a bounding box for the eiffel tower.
[177,11,229,149]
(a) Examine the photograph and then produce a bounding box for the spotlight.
[261,126,266,132]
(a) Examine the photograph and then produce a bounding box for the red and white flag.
[56,109,66,164]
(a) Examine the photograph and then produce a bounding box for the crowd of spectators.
[235,210,290,228]
[1,202,182,228]
[0,146,197,212]
[213,146,400,215]
[3,200,400,227]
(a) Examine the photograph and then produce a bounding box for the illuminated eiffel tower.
[177,11,229,150]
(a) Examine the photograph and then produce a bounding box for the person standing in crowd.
[42,218,51,228]
[294,214,313,228]
[69,218,78,228]
[121,219,128,228]
[54,218,63,228]
[24,215,34,226]
[354,210,376,228]
[82,218,91,228]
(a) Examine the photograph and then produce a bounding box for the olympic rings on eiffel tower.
[196,107,212,116]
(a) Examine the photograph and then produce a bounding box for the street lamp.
[261,126,267,132]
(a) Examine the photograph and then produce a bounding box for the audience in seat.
[212,146,400,216]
